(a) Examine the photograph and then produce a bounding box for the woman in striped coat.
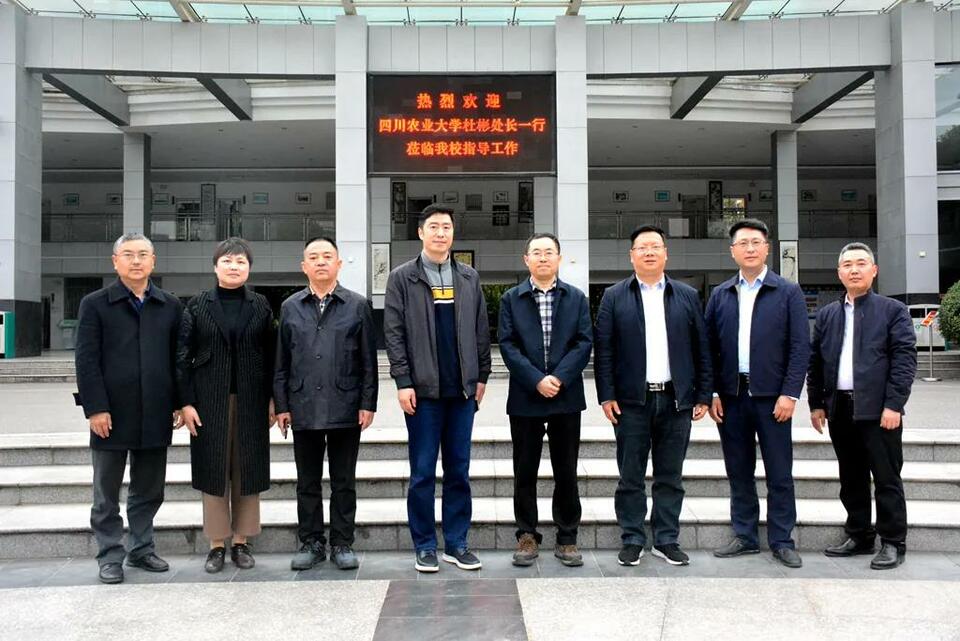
[176,237,276,573]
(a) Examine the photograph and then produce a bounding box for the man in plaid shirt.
[498,233,594,568]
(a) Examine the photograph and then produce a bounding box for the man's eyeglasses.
[631,245,665,254]
[527,250,558,259]
[115,251,153,261]
[731,239,767,250]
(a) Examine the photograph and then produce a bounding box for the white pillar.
[874,2,939,302]
[122,133,151,234]
[772,131,799,282]
[334,15,369,297]
[554,16,589,295]
[369,176,390,310]
[0,4,43,355]
[533,176,556,235]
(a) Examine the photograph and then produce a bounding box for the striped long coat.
[176,287,275,496]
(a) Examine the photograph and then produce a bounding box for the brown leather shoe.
[512,533,539,567]
[554,544,584,567]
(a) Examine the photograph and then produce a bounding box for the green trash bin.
[0,311,13,358]
[59,319,78,351]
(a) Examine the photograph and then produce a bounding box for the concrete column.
[533,176,556,234]
[369,176,390,310]
[0,4,43,356]
[122,133,151,234]
[874,2,939,302]
[334,15,369,297]
[554,16,589,295]
[772,130,799,282]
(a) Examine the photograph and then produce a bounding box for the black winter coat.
[176,287,275,496]
[273,284,378,430]
[75,279,182,451]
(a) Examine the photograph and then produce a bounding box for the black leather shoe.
[824,538,876,557]
[231,543,255,570]
[291,540,325,570]
[870,542,905,570]
[772,547,803,568]
[98,562,124,584]
[205,547,226,573]
[127,553,170,572]
[713,537,760,558]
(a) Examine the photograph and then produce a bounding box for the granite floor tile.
[379,592,523,618]
[357,551,420,581]
[372,615,527,641]
[40,558,102,587]
[231,553,300,583]
[385,578,517,597]
[475,551,542,579]
[295,561,361,582]
[167,555,239,583]
[534,549,604,578]
[0,558,69,589]
[593,549,662,578]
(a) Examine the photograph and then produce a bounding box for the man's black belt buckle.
[838,390,854,400]
[738,373,750,389]
[647,382,670,392]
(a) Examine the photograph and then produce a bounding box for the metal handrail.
[391,210,535,241]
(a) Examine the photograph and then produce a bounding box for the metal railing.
[148,213,336,242]
[43,214,123,242]
[589,209,876,240]
[391,210,535,241]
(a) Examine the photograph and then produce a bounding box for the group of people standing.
[74,206,917,585]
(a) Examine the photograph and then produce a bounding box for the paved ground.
[1,551,959,640]
[3,379,960,435]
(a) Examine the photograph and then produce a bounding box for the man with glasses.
[498,233,593,568]
[705,219,810,568]
[75,233,183,584]
[594,225,712,567]
[384,204,492,573]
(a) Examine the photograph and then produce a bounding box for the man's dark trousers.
[292,428,362,546]
[405,397,474,553]
[90,447,167,566]
[615,389,691,547]
[828,392,907,548]
[718,388,797,550]
[511,412,582,545]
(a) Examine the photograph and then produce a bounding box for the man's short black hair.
[630,225,666,245]
[525,232,560,254]
[728,218,769,240]
[418,204,455,228]
[304,236,338,251]
[213,236,253,265]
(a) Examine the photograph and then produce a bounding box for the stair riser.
[4,477,959,506]
[2,521,958,559]
[3,441,959,467]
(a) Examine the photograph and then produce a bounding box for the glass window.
[245,4,306,22]
[578,5,625,22]
[299,5,342,22]
[461,6,516,23]
[133,0,182,18]
[672,1,731,19]
[191,3,251,22]
[512,6,567,23]
[937,65,960,171]
[619,3,679,20]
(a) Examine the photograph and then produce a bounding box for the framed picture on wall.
[253,192,269,205]
[465,193,483,211]
[106,193,122,206]
[152,193,169,206]
[442,191,459,204]
[840,189,857,202]
[654,190,671,203]
[800,189,817,202]
[325,191,336,210]
[63,193,80,207]
[613,190,630,203]
[493,190,509,204]
[518,181,534,214]
[758,189,773,202]
[296,192,312,205]
[372,243,390,295]
[453,250,474,268]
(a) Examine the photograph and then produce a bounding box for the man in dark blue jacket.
[705,219,810,569]
[807,242,916,570]
[595,225,712,567]
[499,233,593,568]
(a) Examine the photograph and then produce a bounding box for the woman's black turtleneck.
[217,285,244,393]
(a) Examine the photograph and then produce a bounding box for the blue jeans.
[718,390,797,550]
[614,391,692,547]
[405,396,475,553]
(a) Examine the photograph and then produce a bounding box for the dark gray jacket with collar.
[383,255,492,399]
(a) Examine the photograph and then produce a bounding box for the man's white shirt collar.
[738,266,768,288]
[636,275,666,291]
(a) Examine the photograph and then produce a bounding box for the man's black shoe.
[291,540,325,570]
[98,562,124,584]
[231,543,255,570]
[824,538,876,558]
[713,537,760,558]
[127,553,169,572]
[204,547,226,573]
[870,542,905,570]
[415,549,439,573]
[331,545,360,570]
[617,544,644,566]
[653,544,690,566]
[772,547,803,568]
[442,548,482,570]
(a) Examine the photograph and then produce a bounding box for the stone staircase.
[1,424,959,559]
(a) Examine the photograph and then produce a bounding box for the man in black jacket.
[807,242,917,569]
[384,204,492,573]
[75,233,182,584]
[274,237,378,571]
[499,233,593,568]
[594,225,712,567]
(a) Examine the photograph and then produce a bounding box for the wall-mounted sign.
[368,75,556,175]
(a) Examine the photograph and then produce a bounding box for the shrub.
[940,280,960,348]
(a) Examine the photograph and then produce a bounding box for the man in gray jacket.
[275,236,378,571]
[384,204,492,573]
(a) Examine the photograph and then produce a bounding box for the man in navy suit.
[807,242,916,569]
[595,225,712,567]
[705,219,810,569]
[499,233,593,568]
